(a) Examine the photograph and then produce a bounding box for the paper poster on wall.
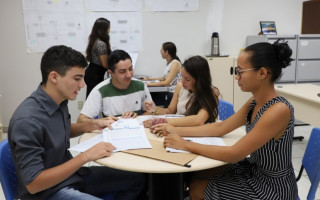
[23,11,87,53]
[22,0,84,12]
[85,0,143,11]
[86,12,143,52]
[145,0,199,11]
[129,52,138,69]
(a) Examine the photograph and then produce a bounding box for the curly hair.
[244,39,293,82]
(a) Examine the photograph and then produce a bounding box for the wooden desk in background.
[275,83,320,127]
[80,126,245,200]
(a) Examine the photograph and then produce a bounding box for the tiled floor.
[1,125,319,199]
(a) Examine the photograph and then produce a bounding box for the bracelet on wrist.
[153,107,161,115]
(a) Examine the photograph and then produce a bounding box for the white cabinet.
[297,35,320,82]
[246,34,320,83]
[206,56,252,111]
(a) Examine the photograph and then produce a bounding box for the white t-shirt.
[81,78,152,117]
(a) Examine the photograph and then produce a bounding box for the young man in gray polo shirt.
[77,49,152,122]
[8,45,144,200]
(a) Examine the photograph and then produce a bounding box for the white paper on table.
[136,115,184,125]
[103,125,152,152]
[68,134,103,153]
[111,118,140,129]
[136,115,153,124]
[166,137,226,153]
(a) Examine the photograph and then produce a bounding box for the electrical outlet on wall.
[78,101,83,110]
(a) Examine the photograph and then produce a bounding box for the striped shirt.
[204,96,298,200]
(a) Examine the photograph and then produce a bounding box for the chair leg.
[296,165,304,182]
[293,123,309,141]
[293,136,304,141]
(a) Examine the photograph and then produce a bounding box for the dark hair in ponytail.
[162,42,181,62]
[244,39,293,82]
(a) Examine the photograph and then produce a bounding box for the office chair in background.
[296,127,320,200]
[0,139,18,200]
[218,99,235,121]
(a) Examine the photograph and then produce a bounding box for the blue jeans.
[48,166,144,200]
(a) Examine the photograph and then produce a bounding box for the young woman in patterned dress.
[152,39,298,200]
[84,18,111,98]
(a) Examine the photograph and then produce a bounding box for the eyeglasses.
[235,66,256,78]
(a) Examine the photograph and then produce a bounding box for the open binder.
[124,139,198,167]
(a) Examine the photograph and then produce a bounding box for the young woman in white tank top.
[143,56,219,130]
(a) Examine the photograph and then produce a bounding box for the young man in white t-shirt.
[78,49,152,123]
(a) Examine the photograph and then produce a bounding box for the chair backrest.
[0,139,18,200]
[218,99,235,121]
[301,127,320,200]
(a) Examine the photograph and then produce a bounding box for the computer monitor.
[260,21,277,35]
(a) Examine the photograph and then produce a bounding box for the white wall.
[134,0,224,77]
[220,0,304,56]
[0,0,305,127]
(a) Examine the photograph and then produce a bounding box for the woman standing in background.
[84,18,111,98]
[144,42,182,107]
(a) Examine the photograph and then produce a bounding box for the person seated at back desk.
[143,56,219,131]
[142,42,182,108]
[78,49,153,122]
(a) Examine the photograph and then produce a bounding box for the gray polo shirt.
[8,85,83,199]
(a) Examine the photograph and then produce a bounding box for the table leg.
[148,173,184,200]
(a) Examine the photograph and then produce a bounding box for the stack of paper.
[103,124,151,152]
[68,134,103,153]
[69,118,151,153]
[111,118,140,129]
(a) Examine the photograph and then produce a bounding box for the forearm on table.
[167,116,205,127]
[167,110,209,126]
[185,143,241,163]
[175,122,225,137]
[153,106,172,115]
